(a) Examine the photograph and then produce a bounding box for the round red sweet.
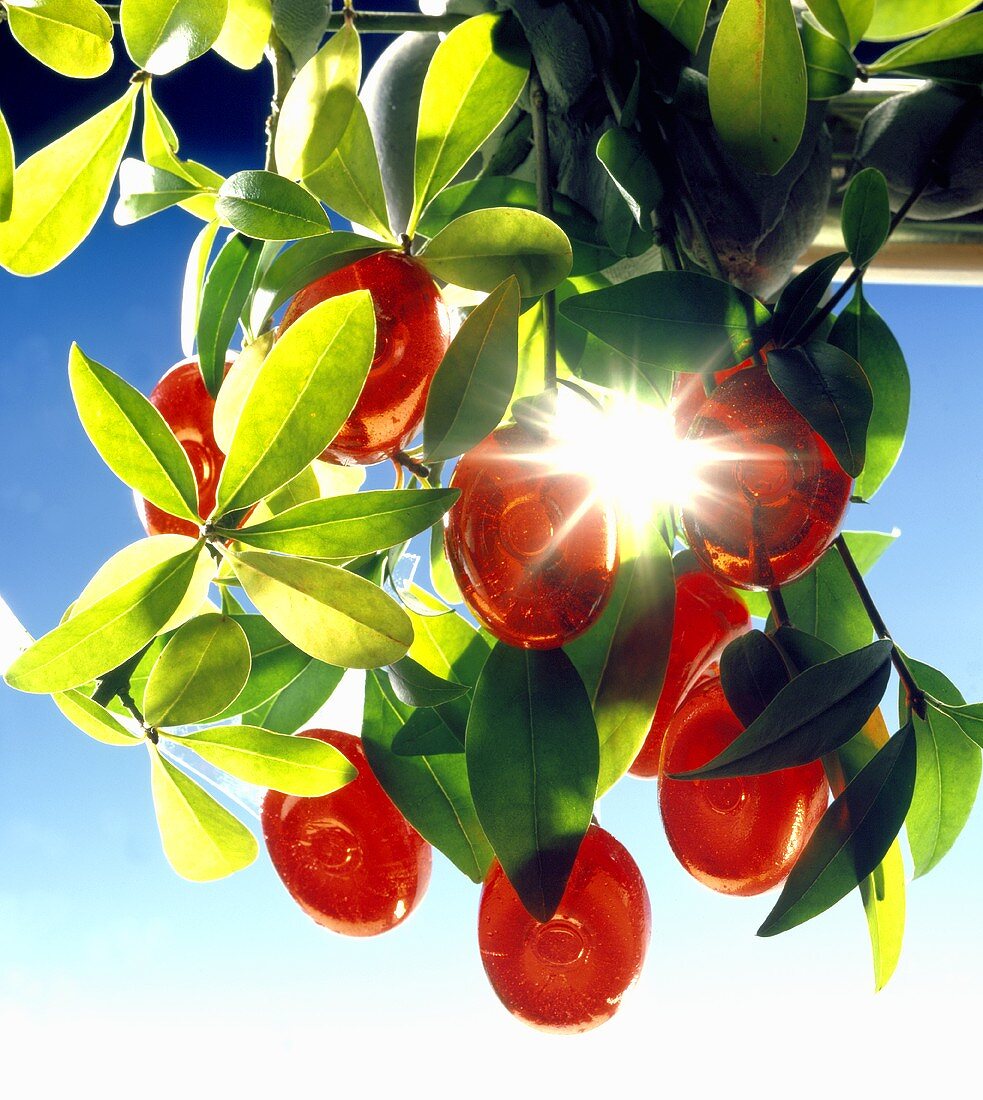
[444,423,619,649]
[630,566,750,779]
[478,824,651,1033]
[278,251,450,465]
[670,362,748,439]
[681,365,853,589]
[261,729,432,936]
[659,677,828,896]
[138,357,230,538]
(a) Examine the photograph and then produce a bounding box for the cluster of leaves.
[1,0,981,993]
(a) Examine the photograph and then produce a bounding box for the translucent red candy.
[630,565,750,779]
[478,824,651,1033]
[444,423,619,649]
[659,677,828,896]
[278,251,450,465]
[138,356,231,538]
[681,365,853,589]
[670,363,747,439]
[261,729,432,936]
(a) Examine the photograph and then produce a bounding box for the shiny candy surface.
[278,251,450,465]
[659,678,828,896]
[262,729,431,936]
[630,566,751,779]
[444,424,618,649]
[478,824,651,1033]
[681,366,853,589]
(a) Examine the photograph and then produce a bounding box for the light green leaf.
[114,158,211,226]
[214,290,374,515]
[841,167,890,269]
[144,614,251,726]
[935,700,983,748]
[274,21,360,180]
[0,85,137,276]
[53,689,143,746]
[216,170,331,240]
[162,724,356,795]
[207,614,308,719]
[419,207,572,297]
[802,15,858,100]
[213,0,272,69]
[5,0,113,78]
[181,219,221,358]
[866,1,978,41]
[409,12,530,233]
[869,13,983,82]
[0,107,12,222]
[211,329,274,455]
[804,0,874,47]
[638,0,712,52]
[148,744,257,881]
[5,541,203,694]
[708,0,807,174]
[231,550,413,668]
[241,656,344,734]
[68,343,200,524]
[121,0,228,75]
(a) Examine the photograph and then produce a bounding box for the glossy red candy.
[630,565,750,779]
[138,356,231,538]
[681,365,852,589]
[670,362,747,439]
[278,251,450,465]
[659,677,828,896]
[478,824,651,1033]
[261,729,432,936]
[444,423,619,649]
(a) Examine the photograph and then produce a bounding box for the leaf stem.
[767,587,791,628]
[92,647,157,739]
[97,6,467,32]
[529,61,557,394]
[395,449,432,481]
[263,29,294,174]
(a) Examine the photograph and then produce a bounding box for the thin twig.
[263,29,294,174]
[529,61,558,393]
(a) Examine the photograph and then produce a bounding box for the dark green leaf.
[772,252,848,345]
[804,0,874,48]
[771,624,840,670]
[842,168,891,269]
[5,0,114,78]
[242,656,344,734]
[720,630,791,726]
[209,614,309,719]
[392,707,466,757]
[386,655,468,709]
[121,0,227,75]
[466,643,599,920]
[216,170,330,240]
[803,16,858,99]
[638,0,711,53]
[869,14,983,83]
[270,0,329,68]
[596,127,663,228]
[197,233,264,398]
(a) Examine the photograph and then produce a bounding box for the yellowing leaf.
[213,0,272,69]
[5,0,113,79]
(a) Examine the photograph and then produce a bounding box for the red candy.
[681,365,852,589]
[444,423,619,649]
[279,251,450,465]
[630,565,750,779]
[261,729,432,936]
[670,363,747,439]
[478,824,651,1033]
[659,677,828,896]
[138,356,231,538]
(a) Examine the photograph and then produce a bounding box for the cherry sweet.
[478,824,651,1033]
[261,729,432,936]
[630,564,750,779]
[278,251,450,465]
[138,356,232,538]
[671,363,747,439]
[659,677,828,896]
[681,365,852,589]
[443,423,619,649]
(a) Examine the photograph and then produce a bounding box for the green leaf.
[114,159,211,226]
[214,290,374,515]
[0,107,13,223]
[242,656,344,734]
[6,541,203,694]
[0,85,137,276]
[772,251,849,345]
[804,0,873,47]
[673,640,894,779]
[419,208,571,297]
[708,0,807,175]
[269,0,329,68]
[566,531,675,796]
[638,0,712,53]
[759,721,916,936]
[143,613,251,727]
[767,342,873,477]
[386,656,468,709]
[231,550,412,669]
[213,0,272,69]
[423,277,520,462]
[841,167,891,269]
[867,1,979,41]
[900,656,981,876]
[802,16,858,99]
[720,630,791,726]
[596,127,663,229]
[197,232,265,398]
[224,488,459,558]
[52,688,142,746]
[869,13,983,82]
[216,170,331,240]
[162,724,356,795]
[362,669,493,882]
[148,744,257,881]
[208,614,309,719]
[935,700,983,748]
[5,0,113,78]
[830,284,909,500]
[304,97,394,242]
[274,21,360,180]
[560,270,770,374]
[392,707,465,756]
[181,219,221,358]
[466,643,599,921]
[121,0,228,75]
[211,330,274,454]
[68,343,200,524]
[409,11,530,234]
